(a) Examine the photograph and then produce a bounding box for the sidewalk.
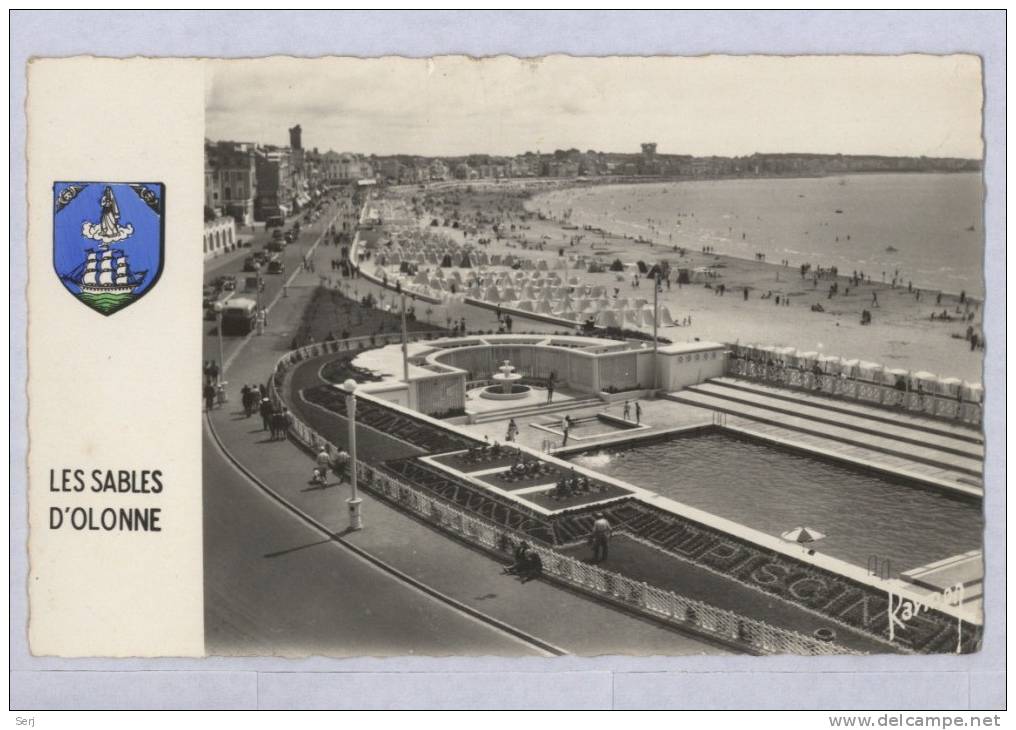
[206,267,726,656]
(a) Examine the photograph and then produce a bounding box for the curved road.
[203,425,546,657]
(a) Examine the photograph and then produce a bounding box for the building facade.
[203,216,238,259]
[204,140,257,226]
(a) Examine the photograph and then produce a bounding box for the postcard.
[25,54,987,660]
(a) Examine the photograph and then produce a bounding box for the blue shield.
[53,182,165,316]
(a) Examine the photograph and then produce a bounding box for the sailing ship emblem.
[54,182,164,315]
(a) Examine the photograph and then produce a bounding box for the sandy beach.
[382,179,985,383]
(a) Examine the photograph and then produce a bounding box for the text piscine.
[48,469,164,532]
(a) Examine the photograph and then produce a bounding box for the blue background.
[53,182,163,296]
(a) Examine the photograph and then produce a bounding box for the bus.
[219,297,258,335]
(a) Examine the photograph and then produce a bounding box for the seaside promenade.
[202,189,982,657]
[203,252,726,657]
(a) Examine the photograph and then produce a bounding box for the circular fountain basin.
[480,380,531,400]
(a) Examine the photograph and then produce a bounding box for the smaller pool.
[568,430,982,573]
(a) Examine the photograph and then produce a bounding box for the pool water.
[568,430,983,572]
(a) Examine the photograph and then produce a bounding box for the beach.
[384,178,985,383]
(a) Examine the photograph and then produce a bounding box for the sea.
[532,172,985,298]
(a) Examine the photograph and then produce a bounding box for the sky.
[205,55,984,159]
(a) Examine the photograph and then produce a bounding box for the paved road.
[203,197,354,368]
[202,425,546,657]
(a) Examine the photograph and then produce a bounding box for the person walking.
[622,400,631,421]
[506,418,518,443]
[203,382,216,412]
[240,384,251,415]
[546,375,555,403]
[208,360,220,384]
[591,512,612,563]
[634,401,642,425]
[259,397,273,432]
[561,419,570,448]
[313,446,331,484]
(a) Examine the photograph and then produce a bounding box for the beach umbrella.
[781,527,826,544]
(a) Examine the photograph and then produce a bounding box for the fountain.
[480,359,531,400]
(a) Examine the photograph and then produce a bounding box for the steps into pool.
[709,377,983,444]
[689,381,983,461]
[467,395,603,425]
[663,379,983,494]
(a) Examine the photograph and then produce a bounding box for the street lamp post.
[341,378,364,531]
[214,303,225,381]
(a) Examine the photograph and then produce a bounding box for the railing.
[271,340,861,655]
[726,356,982,427]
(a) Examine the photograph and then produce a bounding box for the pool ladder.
[711,411,728,426]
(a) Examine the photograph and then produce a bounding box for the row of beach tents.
[735,344,982,401]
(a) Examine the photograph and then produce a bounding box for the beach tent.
[912,371,938,391]
[640,308,656,327]
[554,259,567,269]
[937,376,963,397]
[883,367,909,387]
[590,286,605,298]
[796,351,819,368]
[817,354,841,373]
[856,361,883,381]
[775,346,798,364]
[483,288,501,303]
[839,358,860,377]
[537,259,549,271]
[516,300,534,312]
[536,300,554,314]
[595,310,621,328]
[962,382,983,403]
[657,306,674,325]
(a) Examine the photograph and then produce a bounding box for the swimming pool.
[567,430,982,573]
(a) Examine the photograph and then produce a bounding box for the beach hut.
[912,371,938,393]
[554,259,567,270]
[537,259,549,271]
[838,357,860,378]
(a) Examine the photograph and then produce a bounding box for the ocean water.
[533,173,984,298]
[569,431,982,572]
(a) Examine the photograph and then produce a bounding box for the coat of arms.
[53,182,165,316]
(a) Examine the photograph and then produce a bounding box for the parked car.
[242,256,259,272]
[267,257,285,275]
[252,250,268,265]
[284,230,295,244]
[214,275,237,292]
[271,228,284,241]
[266,215,284,229]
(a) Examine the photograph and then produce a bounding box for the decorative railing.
[726,356,982,427]
[270,340,862,655]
